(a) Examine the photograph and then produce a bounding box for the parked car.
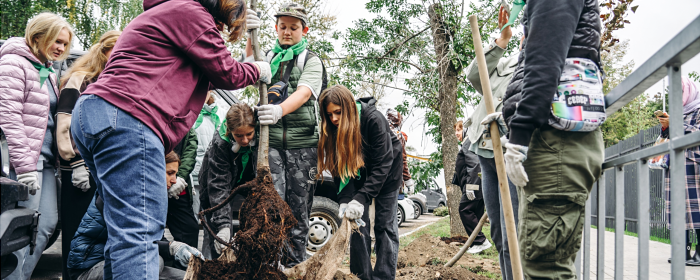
[419,179,447,212]
[409,192,427,219]
[1,129,40,279]
[397,196,415,227]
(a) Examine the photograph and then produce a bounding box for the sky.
[324,0,700,158]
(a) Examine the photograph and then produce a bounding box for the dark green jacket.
[174,128,198,200]
[267,53,322,150]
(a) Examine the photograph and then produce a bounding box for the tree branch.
[378,26,431,61]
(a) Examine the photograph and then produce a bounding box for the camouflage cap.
[275,3,308,25]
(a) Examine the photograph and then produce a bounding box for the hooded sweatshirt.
[82,0,259,153]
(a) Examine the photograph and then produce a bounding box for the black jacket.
[198,132,257,231]
[502,0,601,146]
[451,139,482,200]
[336,97,403,205]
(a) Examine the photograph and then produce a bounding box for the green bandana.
[501,0,525,31]
[218,119,230,143]
[194,105,220,130]
[338,102,363,194]
[270,38,308,77]
[237,146,253,183]
[27,59,55,88]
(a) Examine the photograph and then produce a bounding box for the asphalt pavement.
[28,213,442,279]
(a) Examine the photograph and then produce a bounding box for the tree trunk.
[428,4,466,237]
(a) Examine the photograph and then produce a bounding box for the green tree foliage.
[0,0,142,49]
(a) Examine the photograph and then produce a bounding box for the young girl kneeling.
[318,85,403,280]
[198,103,257,259]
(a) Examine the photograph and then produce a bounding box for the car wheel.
[307,196,340,256]
[397,206,405,227]
[413,203,421,219]
[438,202,446,208]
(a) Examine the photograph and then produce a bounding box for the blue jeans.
[478,155,519,280]
[71,95,167,279]
[7,163,58,280]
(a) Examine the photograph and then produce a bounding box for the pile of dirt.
[440,236,469,244]
[396,265,491,280]
[397,235,500,275]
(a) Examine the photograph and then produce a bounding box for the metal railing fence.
[576,14,700,280]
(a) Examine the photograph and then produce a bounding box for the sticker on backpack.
[548,58,606,132]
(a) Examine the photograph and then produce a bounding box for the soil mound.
[396,265,491,280]
[397,235,500,275]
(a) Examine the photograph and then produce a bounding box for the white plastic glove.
[72,166,91,192]
[168,177,187,199]
[253,61,272,84]
[338,203,348,218]
[17,171,40,195]
[214,228,231,254]
[465,190,476,201]
[480,112,508,140]
[246,9,261,31]
[504,142,529,187]
[404,179,415,194]
[344,200,364,220]
[169,241,203,267]
[256,104,283,125]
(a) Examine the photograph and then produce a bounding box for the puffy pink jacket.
[0,37,58,174]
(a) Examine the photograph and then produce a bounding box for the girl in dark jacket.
[198,103,257,259]
[56,30,120,278]
[317,85,402,280]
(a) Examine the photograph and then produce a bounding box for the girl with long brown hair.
[317,85,403,280]
[55,30,120,278]
[197,103,258,259]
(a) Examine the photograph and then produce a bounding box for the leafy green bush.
[433,206,449,217]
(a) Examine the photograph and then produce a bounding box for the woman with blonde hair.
[55,30,120,278]
[317,85,402,280]
[0,12,73,280]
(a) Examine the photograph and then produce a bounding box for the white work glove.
[214,228,231,254]
[17,171,40,195]
[256,104,283,125]
[168,177,187,199]
[465,190,476,201]
[72,166,91,192]
[344,200,364,220]
[504,142,529,187]
[170,241,203,267]
[404,179,415,194]
[338,203,348,218]
[246,9,261,31]
[480,112,508,140]
[253,61,272,84]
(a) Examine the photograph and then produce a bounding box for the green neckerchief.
[270,38,308,77]
[338,102,363,194]
[218,119,231,143]
[501,0,525,31]
[27,59,55,88]
[237,146,253,183]
[194,105,220,130]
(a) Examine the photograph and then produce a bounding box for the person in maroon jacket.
[69,0,270,278]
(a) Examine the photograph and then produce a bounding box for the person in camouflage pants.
[269,148,318,265]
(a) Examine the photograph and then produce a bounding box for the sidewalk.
[587,229,700,280]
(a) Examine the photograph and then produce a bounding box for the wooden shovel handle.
[468,15,523,280]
